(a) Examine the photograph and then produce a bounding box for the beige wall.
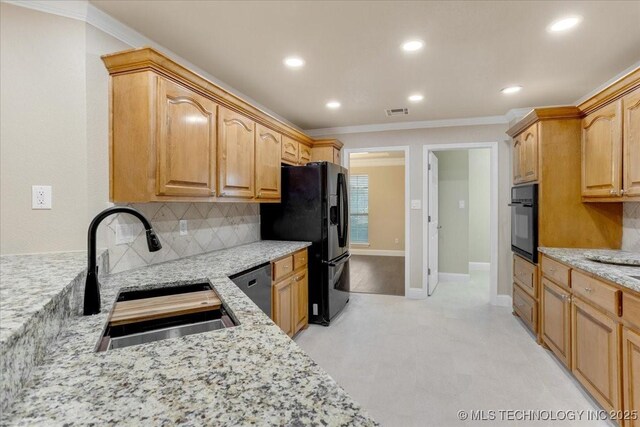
[435,151,469,274]
[319,125,512,295]
[350,164,405,252]
[468,148,491,263]
[1,4,89,254]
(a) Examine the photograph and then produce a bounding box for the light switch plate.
[32,185,52,209]
[179,220,188,236]
[410,200,421,210]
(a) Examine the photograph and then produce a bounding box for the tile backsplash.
[105,203,260,274]
[622,202,640,252]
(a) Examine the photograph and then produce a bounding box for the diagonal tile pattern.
[105,203,260,274]
[622,202,640,252]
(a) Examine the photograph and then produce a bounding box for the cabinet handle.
[257,192,262,198]
[610,189,618,195]
[219,192,226,197]
[211,190,216,196]
[621,189,626,195]
[548,267,556,273]
[584,287,593,294]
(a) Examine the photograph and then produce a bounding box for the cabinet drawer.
[513,254,538,298]
[622,292,640,330]
[572,270,621,316]
[273,256,294,281]
[513,283,537,334]
[541,255,571,288]
[293,250,308,270]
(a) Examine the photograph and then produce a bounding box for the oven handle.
[508,203,533,207]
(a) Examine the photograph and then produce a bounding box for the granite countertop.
[2,241,378,426]
[538,248,640,293]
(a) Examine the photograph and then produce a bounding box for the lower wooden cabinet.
[541,277,572,368]
[292,270,308,333]
[271,249,308,337]
[623,327,640,427]
[572,297,622,413]
[513,283,537,334]
[273,277,294,337]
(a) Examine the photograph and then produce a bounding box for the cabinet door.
[513,136,523,184]
[572,297,621,413]
[582,101,623,197]
[292,270,308,334]
[218,107,255,198]
[521,124,538,183]
[157,78,217,197]
[623,88,640,197]
[255,124,281,200]
[623,327,640,427]
[333,148,341,166]
[541,278,572,368]
[299,144,312,165]
[281,136,299,164]
[273,278,293,337]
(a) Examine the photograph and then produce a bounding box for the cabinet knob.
[211,190,216,196]
[220,192,226,197]
[610,189,618,195]
[258,192,262,198]
[621,189,626,195]
[584,287,593,294]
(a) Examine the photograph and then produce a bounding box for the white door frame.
[343,146,411,298]
[422,142,499,305]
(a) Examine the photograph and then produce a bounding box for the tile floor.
[296,271,612,426]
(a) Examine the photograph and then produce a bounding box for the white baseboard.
[494,295,513,307]
[438,273,470,282]
[406,287,427,299]
[349,249,405,257]
[469,262,490,271]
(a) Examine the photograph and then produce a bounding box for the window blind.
[349,174,369,244]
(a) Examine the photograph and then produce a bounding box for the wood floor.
[350,255,404,296]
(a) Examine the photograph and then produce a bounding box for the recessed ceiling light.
[326,101,341,109]
[283,56,305,68]
[547,16,582,33]
[402,40,423,52]
[408,94,424,102]
[501,85,522,95]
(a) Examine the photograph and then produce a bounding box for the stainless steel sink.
[97,282,237,352]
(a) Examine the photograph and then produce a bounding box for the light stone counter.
[1,241,377,426]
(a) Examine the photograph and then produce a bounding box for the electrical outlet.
[410,200,421,210]
[458,200,466,209]
[395,238,399,244]
[115,224,135,245]
[179,220,188,236]
[32,185,52,209]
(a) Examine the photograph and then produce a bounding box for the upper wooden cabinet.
[299,144,312,165]
[311,139,343,165]
[218,107,255,199]
[582,100,623,198]
[512,123,538,184]
[157,78,217,198]
[623,88,640,197]
[255,124,281,200]
[103,47,341,203]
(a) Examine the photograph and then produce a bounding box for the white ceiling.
[90,0,640,130]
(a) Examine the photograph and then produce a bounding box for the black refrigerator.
[261,162,350,325]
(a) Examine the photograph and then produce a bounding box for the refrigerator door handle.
[337,173,348,247]
[341,173,349,247]
[323,253,351,267]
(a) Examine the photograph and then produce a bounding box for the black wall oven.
[510,184,538,263]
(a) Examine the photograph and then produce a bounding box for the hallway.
[295,272,610,426]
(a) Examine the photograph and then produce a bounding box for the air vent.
[385,108,409,117]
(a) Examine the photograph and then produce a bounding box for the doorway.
[423,143,499,303]
[343,147,410,297]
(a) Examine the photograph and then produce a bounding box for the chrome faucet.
[84,206,162,315]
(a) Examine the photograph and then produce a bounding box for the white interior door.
[428,152,440,295]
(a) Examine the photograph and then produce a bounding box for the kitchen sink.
[97,282,237,352]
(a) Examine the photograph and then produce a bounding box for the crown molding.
[2,0,302,133]
[305,115,508,137]
[350,157,405,168]
[573,61,640,107]
[504,107,533,124]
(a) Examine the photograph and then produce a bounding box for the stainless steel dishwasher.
[229,263,272,317]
